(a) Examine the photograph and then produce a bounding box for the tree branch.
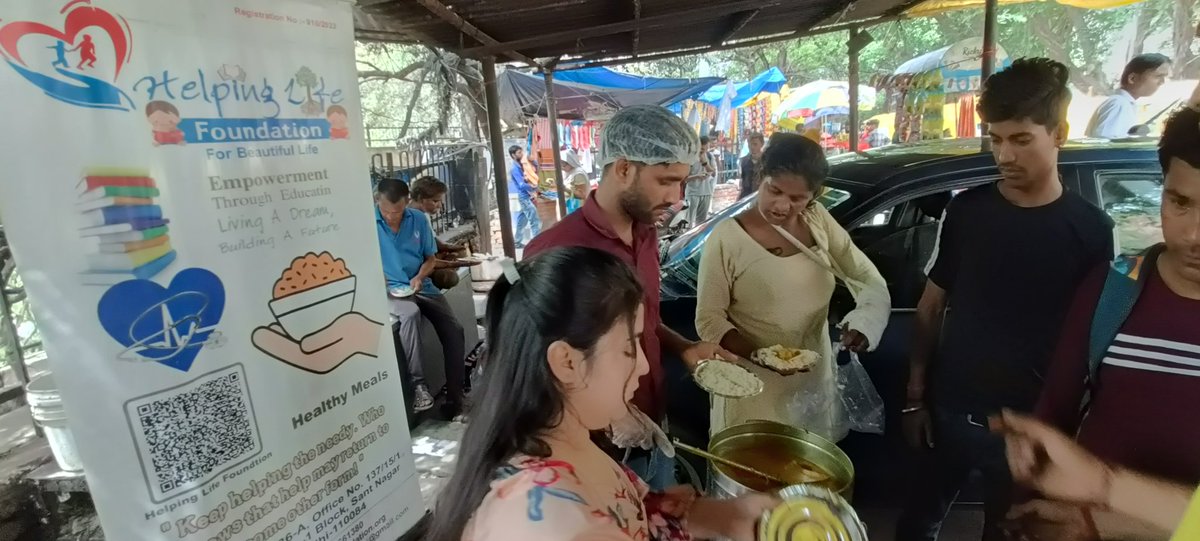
[357,59,427,85]
[396,69,429,142]
[1171,0,1198,78]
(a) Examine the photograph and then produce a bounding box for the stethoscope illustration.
[117,291,223,362]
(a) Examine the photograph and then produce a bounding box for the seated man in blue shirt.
[374,178,465,419]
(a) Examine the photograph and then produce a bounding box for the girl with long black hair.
[426,247,773,541]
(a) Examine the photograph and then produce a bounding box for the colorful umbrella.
[773,81,876,130]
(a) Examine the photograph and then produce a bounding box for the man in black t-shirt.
[895,59,1115,541]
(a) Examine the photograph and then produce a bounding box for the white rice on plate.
[694,360,763,398]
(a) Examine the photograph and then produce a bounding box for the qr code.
[125,364,261,502]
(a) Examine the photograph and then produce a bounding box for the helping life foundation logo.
[0,0,355,146]
[0,0,135,111]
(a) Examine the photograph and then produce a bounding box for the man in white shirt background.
[1085,53,1171,139]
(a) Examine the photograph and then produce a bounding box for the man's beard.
[618,184,657,225]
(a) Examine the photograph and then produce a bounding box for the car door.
[828,175,995,489]
[1074,163,1165,256]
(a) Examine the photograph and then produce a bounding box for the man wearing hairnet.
[524,105,735,490]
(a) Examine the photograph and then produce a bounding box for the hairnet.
[598,105,700,169]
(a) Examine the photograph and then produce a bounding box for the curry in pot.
[718,444,834,492]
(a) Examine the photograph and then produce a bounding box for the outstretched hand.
[680,341,738,372]
[1003,500,1097,541]
[252,312,384,374]
[990,410,1113,505]
[690,493,779,541]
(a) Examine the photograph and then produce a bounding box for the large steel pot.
[708,420,854,500]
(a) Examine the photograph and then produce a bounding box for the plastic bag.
[608,405,675,458]
[837,352,885,435]
[783,370,838,441]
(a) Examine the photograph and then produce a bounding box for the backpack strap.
[1081,244,1164,416]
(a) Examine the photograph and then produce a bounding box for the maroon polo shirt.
[523,194,666,420]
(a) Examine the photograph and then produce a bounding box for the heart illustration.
[97,268,225,372]
[0,4,131,79]
[0,3,134,110]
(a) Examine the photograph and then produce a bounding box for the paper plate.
[693,360,763,399]
[759,484,867,541]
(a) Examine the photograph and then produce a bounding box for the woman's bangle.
[902,405,924,414]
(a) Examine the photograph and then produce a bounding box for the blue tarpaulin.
[698,67,787,109]
[498,67,723,124]
[554,67,723,101]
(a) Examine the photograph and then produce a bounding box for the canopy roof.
[497,68,722,124]
[353,0,927,68]
[698,67,789,108]
[554,67,724,97]
[874,37,1012,92]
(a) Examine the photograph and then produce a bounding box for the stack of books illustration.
[78,168,176,286]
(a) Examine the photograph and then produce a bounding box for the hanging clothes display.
[531,119,552,154]
[957,94,977,139]
[727,108,738,142]
[526,118,602,177]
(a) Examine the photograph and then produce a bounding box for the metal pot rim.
[707,420,856,494]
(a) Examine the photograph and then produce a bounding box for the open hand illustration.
[252,311,383,374]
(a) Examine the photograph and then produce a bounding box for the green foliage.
[620,57,702,78]
[356,43,443,143]
[620,2,1194,93]
[352,1,1197,140]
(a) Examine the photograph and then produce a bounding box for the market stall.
[675,67,789,183]
[873,37,1011,142]
[500,66,722,224]
[687,67,789,142]
[773,81,877,154]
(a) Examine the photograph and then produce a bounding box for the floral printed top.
[463,457,695,541]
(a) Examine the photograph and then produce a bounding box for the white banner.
[0,1,424,540]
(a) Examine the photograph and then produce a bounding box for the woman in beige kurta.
[695,133,890,442]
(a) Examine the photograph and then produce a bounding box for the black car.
[658,138,1163,501]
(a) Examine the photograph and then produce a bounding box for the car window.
[867,208,893,226]
[843,186,976,310]
[818,186,853,210]
[1097,170,1164,256]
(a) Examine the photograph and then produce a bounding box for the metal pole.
[848,27,861,153]
[543,69,568,218]
[980,0,999,152]
[482,57,517,258]
[473,147,493,254]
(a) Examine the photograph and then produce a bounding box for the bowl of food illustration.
[268,252,357,340]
